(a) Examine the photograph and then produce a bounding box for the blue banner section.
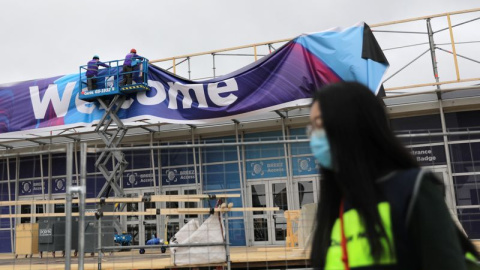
[0,23,388,135]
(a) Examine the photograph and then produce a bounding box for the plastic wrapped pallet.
[169,219,199,253]
[172,214,226,265]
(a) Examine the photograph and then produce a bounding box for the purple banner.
[0,23,388,135]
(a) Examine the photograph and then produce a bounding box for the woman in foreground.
[308,82,479,270]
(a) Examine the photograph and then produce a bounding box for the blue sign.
[292,156,319,176]
[161,167,197,186]
[19,179,48,196]
[246,159,287,179]
[409,145,446,166]
[123,171,157,188]
[51,177,79,194]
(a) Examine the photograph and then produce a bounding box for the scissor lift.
[78,58,151,222]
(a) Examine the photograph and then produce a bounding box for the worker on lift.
[86,55,110,90]
[120,48,144,86]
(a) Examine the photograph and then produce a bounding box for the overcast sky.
[0,0,479,88]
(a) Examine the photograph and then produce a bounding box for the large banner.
[0,23,388,135]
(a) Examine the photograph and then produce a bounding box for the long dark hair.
[310,82,418,268]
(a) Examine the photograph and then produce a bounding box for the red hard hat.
[130,48,137,53]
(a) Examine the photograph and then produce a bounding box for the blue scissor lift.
[78,59,151,233]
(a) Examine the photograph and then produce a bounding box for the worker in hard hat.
[86,55,110,90]
[120,48,144,86]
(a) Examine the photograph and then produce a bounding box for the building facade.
[1,87,480,253]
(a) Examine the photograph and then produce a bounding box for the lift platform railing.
[78,58,149,99]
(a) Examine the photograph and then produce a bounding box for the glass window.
[244,130,284,159]
[272,183,288,211]
[165,190,179,219]
[184,189,197,219]
[160,143,197,167]
[86,153,98,173]
[203,163,241,191]
[126,193,139,222]
[458,208,480,239]
[51,153,66,176]
[454,175,480,206]
[20,204,31,224]
[449,144,476,174]
[0,231,12,252]
[390,114,443,145]
[298,181,315,208]
[19,156,43,179]
[228,219,246,246]
[251,184,266,215]
[0,160,6,181]
[446,111,480,140]
[86,176,106,198]
[9,159,16,180]
[202,136,238,163]
[289,128,311,156]
[125,148,155,170]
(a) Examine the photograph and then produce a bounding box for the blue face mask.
[309,129,332,169]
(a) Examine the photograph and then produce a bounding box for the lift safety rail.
[78,58,150,101]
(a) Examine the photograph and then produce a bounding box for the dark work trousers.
[87,77,97,90]
[121,65,133,86]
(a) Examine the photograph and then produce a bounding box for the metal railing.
[79,58,149,91]
[149,8,480,93]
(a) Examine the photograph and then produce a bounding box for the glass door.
[271,182,288,245]
[164,189,180,241]
[250,184,269,244]
[294,178,319,209]
[19,197,45,224]
[125,192,140,245]
[162,186,198,242]
[142,190,158,244]
[249,181,290,245]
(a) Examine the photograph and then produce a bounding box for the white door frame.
[293,176,320,210]
[247,179,290,246]
[161,185,199,241]
[122,188,164,245]
[18,195,47,224]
